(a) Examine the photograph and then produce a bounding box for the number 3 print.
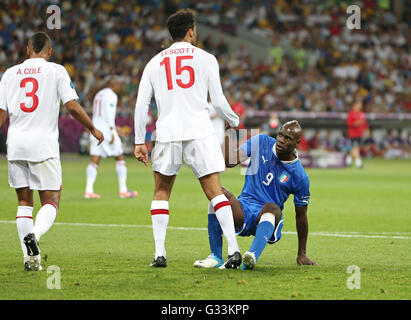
[20,78,39,112]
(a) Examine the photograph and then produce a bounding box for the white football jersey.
[206,102,225,145]
[134,41,239,144]
[91,88,117,140]
[0,58,79,161]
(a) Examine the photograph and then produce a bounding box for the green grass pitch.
[0,155,410,300]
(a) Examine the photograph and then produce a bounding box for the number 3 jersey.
[0,58,78,162]
[239,134,310,211]
[134,41,239,144]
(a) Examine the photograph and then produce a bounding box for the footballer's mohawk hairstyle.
[28,32,52,54]
[166,9,195,41]
[283,120,302,139]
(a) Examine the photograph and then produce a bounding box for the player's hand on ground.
[296,253,317,266]
[134,144,148,166]
[91,128,104,146]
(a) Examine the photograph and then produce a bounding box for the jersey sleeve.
[293,173,310,207]
[0,72,8,111]
[134,62,153,144]
[207,55,239,128]
[56,65,79,104]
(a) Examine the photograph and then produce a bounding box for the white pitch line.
[0,220,410,240]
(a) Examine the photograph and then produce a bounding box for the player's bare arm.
[295,205,317,266]
[0,109,7,129]
[65,99,104,145]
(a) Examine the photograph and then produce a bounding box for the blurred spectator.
[229,96,246,129]
[346,100,368,168]
[335,132,353,154]
[404,132,411,158]
[361,129,383,158]
[307,131,321,150]
[382,129,405,158]
[261,113,281,138]
[298,133,310,152]
[319,130,336,152]
[78,129,90,155]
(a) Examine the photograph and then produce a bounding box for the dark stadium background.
[1,0,410,163]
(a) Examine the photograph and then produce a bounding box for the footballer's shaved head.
[27,32,53,60]
[107,75,123,94]
[28,32,52,54]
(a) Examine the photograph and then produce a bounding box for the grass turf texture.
[0,155,410,300]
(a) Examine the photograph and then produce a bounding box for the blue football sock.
[249,221,274,261]
[208,214,223,260]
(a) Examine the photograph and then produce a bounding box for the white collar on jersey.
[272,143,299,165]
[170,41,193,47]
[26,58,46,62]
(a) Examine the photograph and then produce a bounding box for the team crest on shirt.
[279,173,289,184]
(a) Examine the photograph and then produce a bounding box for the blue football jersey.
[238,134,310,211]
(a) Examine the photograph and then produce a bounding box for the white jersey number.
[262,173,274,186]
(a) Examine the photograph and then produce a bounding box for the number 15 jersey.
[0,58,79,162]
[135,41,239,144]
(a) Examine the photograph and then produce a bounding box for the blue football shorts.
[236,199,284,244]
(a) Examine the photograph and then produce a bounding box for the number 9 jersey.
[0,58,79,162]
[239,134,311,211]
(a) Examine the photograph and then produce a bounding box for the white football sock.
[32,203,57,241]
[116,160,128,193]
[86,162,98,193]
[16,206,34,262]
[211,194,240,255]
[356,158,362,168]
[151,200,169,258]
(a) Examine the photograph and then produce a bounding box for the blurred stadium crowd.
[297,129,411,159]
[0,0,410,159]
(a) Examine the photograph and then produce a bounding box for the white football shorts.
[8,158,62,191]
[90,133,123,158]
[152,134,225,178]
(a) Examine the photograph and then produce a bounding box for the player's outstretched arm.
[224,128,250,168]
[208,56,239,129]
[295,205,317,266]
[0,109,7,129]
[65,99,104,145]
